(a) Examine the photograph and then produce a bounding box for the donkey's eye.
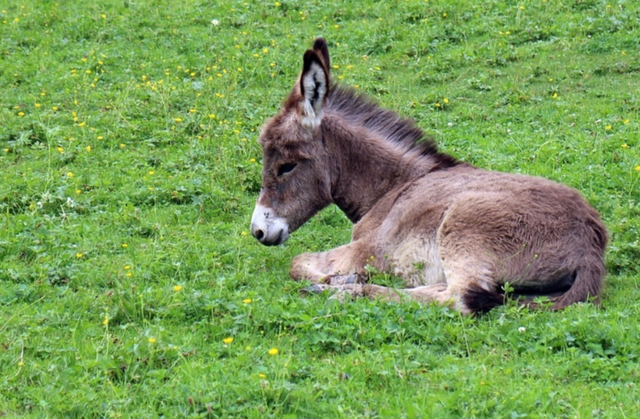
[277,163,297,177]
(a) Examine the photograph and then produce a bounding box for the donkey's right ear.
[299,49,330,129]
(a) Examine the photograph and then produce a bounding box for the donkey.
[250,38,607,314]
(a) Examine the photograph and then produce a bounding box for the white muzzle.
[250,204,290,246]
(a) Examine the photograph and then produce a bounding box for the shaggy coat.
[250,38,607,314]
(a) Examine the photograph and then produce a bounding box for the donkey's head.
[251,38,333,246]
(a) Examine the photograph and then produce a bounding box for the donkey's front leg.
[290,241,372,283]
[290,241,376,301]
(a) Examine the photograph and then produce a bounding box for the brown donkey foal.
[250,38,607,314]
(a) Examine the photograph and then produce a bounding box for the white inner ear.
[301,62,326,128]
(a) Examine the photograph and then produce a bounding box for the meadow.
[1,0,639,417]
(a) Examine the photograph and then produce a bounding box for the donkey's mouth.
[250,204,290,246]
[260,230,286,246]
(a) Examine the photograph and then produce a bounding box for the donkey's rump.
[427,169,605,309]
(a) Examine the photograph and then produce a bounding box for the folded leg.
[289,241,372,284]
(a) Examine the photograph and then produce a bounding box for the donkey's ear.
[312,37,331,69]
[299,47,330,128]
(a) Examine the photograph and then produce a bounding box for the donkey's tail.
[551,213,608,309]
[551,256,605,310]
[462,255,606,315]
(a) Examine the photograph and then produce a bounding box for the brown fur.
[250,38,608,314]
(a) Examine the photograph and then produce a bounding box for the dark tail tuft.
[461,283,505,315]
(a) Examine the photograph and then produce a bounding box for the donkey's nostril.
[254,229,265,241]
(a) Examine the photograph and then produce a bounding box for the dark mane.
[327,84,458,169]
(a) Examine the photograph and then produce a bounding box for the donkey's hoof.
[301,284,330,295]
[324,273,363,286]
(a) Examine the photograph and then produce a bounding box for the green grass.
[1,0,639,417]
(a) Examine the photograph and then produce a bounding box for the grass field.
[1,0,639,417]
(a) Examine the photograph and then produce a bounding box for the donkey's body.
[251,39,607,314]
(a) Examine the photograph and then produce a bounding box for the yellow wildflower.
[148,337,156,344]
[223,337,234,344]
[173,285,183,292]
[268,348,279,356]
[67,172,74,178]
[243,298,252,304]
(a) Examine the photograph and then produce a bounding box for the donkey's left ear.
[299,46,330,128]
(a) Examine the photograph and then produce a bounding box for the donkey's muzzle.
[250,204,290,246]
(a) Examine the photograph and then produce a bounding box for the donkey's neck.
[323,116,437,223]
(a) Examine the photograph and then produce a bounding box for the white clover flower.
[518,327,526,333]
[211,19,219,26]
